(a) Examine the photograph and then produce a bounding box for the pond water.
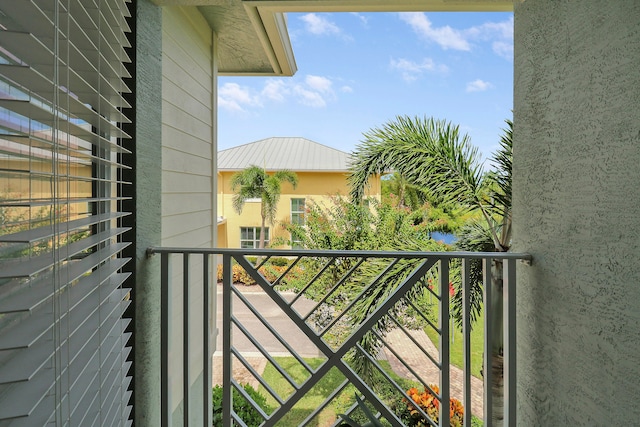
[430,231,457,244]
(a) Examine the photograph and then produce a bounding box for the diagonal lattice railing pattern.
[149,248,531,427]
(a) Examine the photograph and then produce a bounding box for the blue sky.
[218,11,513,164]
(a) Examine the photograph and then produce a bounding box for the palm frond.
[230,165,265,214]
[450,220,496,329]
[487,119,512,217]
[349,116,484,210]
[229,166,299,225]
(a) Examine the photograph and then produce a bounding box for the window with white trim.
[240,226,269,248]
[290,198,305,249]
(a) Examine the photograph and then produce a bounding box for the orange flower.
[403,385,464,427]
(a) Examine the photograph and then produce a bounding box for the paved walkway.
[383,329,484,419]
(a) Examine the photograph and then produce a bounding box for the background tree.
[230,165,298,249]
[381,172,427,210]
[349,115,512,426]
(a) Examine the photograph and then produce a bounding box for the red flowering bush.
[400,385,464,427]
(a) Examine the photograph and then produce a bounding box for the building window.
[240,226,269,248]
[0,0,133,422]
[291,198,306,225]
[290,198,305,249]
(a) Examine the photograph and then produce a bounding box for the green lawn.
[259,357,355,427]
[423,304,485,379]
[258,358,418,426]
[256,355,484,426]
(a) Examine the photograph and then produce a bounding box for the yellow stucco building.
[217,137,380,248]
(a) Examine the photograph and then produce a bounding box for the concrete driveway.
[214,284,322,358]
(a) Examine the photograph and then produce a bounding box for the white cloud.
[305,75,333,93]
[466,18,513,41]
[220,75,339,112]
[399,13,514,59]
[350,12,368,25]
[340,85,353,93]
[466,79,493,92]
[399,12,470,51]
[390,57,448,82]
[293,86,327,108]
[293,75,336,107]
[465,16,514,59]
[261,80,289,102]
[300,13,341,36]
[218,83,262,112]
[492,41,513,59]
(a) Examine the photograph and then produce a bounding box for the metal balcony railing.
[148,248,531,427]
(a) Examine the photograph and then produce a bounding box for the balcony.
[149,247,530,427]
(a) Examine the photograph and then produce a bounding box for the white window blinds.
[0,0,133,425]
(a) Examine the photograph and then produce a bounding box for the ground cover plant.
[212,383,272,427]
[254,356,485,426]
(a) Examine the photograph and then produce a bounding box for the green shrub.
[212,383,271,427]
[471,415,484,427]
[269,256,290,267]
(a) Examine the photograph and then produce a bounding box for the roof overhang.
[243,0,513,13]
[151,0,512,76]
[151,0,297,76]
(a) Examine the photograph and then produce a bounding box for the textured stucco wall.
[513,1,640,424]
[134,1,163,426]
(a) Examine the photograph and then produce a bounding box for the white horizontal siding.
[162,143,213,177]
[162,192,213,217]
[163,171,212,193]
[160,7,214,420]
[161,6,213,249]
[163,125,212,159]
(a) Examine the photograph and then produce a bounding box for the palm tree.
[230,165,298,249]
[382,171,429,210]
[349,115,512,426]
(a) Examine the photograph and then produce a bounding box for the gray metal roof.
[218,137,352,172]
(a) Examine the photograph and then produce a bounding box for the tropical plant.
[338,394,385,427]
[279,195,448,298]
[230,165,298,249]
[349,115,512,426]
[398,385,464,427]
[381,172,428,210]
[211,383,271,427]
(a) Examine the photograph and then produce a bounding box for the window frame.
[290,198,306,249]
[240,226,269,248]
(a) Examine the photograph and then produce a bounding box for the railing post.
[439,259,450,427]
[183,253,190,426]
[161,252,172,427]
[462,259,472,427]
[503,258,517,426]
[203,254,212,426]
[222,254,232,427]
[483,258,493,426]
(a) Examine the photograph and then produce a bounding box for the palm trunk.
[258,213,266,249]
[490,259,504,427]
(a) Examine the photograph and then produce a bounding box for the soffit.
[152,0,296,76]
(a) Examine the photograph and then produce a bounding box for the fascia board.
[243,0,514,13]
[242,4,297,76]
